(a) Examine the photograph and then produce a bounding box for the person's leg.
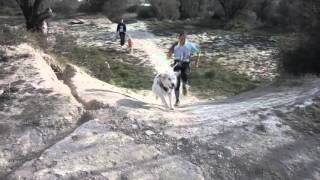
[122,33,126,46]
[174,73,181,106]
[174,62,182,106]
[120,33,125,46]
[181,62,190,96]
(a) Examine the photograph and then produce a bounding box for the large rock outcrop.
[0,44,84,177]
[1,44,319,180]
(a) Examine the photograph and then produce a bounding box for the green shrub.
[78,0,105,13]
[0,7,17,16]
[64,47,154,90]
[51,33,78,54]
[127,5,139,13]
[150,0,180,20]
[280,28,320,75]
[52,0,79,16]
[279,1,320,75]
[190,62,258,98]
[137,6,156,19]
[102,0,127,21]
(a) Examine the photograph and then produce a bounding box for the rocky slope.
[1,43,319,180]
[0,44,84,178]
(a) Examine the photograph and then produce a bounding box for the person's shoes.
[174,100,180,107]
[182,85,188,96]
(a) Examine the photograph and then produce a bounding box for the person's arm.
[116,24,119,32]
[190,43,200,55]
[124,24,126,33]
[188,43,201,68]
[167,42,178,59]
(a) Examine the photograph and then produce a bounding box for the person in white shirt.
[167,33,200,106]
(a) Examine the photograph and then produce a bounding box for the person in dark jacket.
[116,19,126,46]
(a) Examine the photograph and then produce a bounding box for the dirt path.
[128,22,171,73]
[51,19,199,104]
[127,21,200,103]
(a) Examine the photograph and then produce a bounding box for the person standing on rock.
[116,19,126,47]
[167,33,200,106]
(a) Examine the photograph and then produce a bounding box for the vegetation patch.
[0,24,48,48]
[190,61,259,99]
[63,47,154,90]
[137,6,156,19]
[279,25,320,76]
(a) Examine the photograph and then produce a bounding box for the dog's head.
[159,71,177,89]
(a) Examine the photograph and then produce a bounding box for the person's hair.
[179,32,186,38]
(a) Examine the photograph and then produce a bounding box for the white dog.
[152,70,177,110]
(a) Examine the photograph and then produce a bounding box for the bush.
[137,6,156,19]
[0,7,18,16]
[279,1,320,75]
[78,0,105,13]
[0,0,17,8]
[127,5,139,13]
[51,33,78,54]
[102,0,128,21]
[280,28,320,75]
[254,0,317,30]
[78,0,128,20]
[0,24,49,50]
[190,62,258,98]
[179,0,208,19]
[216,0,249,20]
[252,0,275,23]
[52,0,80,16]
[65,47,154,90]
[0,25,26,45]
[150,0,180,20]
[0,0,19,15]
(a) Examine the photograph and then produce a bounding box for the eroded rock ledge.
[0,44,84,177]
[1,44,320,180]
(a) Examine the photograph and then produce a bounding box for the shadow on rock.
[117,99,151,110]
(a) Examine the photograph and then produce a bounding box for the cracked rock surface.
[0,44,84,178]
[1,20,320,179]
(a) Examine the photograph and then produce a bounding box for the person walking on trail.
[116,19,126,46]
[167,33,200,107]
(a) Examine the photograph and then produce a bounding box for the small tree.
[78,0,106,13]
[15,0,53,32]
[179,0,208,19]
[217,0,249,19]
[103,0,128,21]
[52,0,80,16]
[150,0,180,20]
[279,0,320,75]
[0,0,17,7]
[253,0,274,23]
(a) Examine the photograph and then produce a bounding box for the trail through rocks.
[50,18,199,104]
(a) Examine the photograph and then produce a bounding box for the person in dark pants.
[167,33,200,106]
[116,19,126,46]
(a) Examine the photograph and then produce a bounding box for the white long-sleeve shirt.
[173,42,200,62]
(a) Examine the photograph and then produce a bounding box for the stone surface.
[1,19,320,180]
[59,60,320,180]
[0,44,84,178]
[9,120,204,180]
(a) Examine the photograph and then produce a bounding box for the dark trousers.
[119,32,126,46]
[173,60,190,101]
